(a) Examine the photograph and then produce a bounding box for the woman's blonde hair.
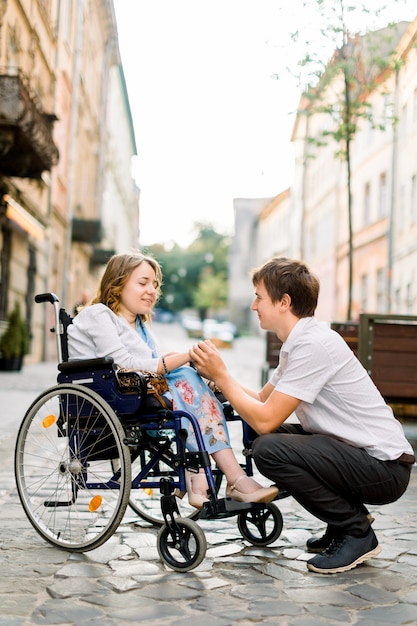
[92,252,163,322]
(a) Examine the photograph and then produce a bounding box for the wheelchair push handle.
[34,292,64,363]
[35,292,60,304]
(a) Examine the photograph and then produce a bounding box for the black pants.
[252,423,412,535]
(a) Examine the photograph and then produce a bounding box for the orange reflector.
[42,414,56,429]
[140,480,153,496]
[88,495,102,512]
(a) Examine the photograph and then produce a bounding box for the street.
[0,322,417,626]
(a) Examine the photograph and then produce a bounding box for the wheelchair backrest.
[35,292,158,419]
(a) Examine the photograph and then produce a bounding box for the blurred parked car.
[202,319,236,348]
[181,315,203,338]
[153,308,176,323]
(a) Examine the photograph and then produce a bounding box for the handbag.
[115,367,171,409]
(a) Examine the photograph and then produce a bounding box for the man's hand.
[189,339,226,383]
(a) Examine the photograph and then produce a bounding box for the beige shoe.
[185,470,209,510]
[226,475,278,504]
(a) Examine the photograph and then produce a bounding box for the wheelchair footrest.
[199,497,268,520]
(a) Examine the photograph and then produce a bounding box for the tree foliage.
[145,222,230,317]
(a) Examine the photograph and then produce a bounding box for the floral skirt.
[166,365,230,453]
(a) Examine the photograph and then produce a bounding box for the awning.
[4,194,45,240]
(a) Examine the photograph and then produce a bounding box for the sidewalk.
[1,333,417,625]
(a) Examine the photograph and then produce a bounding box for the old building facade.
[0,0,138,365]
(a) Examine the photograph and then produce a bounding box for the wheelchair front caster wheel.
[238,503,283,546]
[157,517,207,571]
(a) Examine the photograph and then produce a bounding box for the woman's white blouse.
[67,303,160,371]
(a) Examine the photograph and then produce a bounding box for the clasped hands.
[189,339,224,383]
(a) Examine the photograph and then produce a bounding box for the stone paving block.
[302,604,351,623]
[31,598,106,624]
[55,561,111,578]
[133,580,203,600]
[132,545,160,560]
[283,587,372,609]
[180,575,230,590]
[47,577,104,599]
[100,600,184,622]
[205,543,243,559]
[346,581,399,604]
[402,589,417,603]
[231,581,282,600]
[191,595,250,622]
[108,558,161,577]
[0,617,25,626]
[250,598,301,618]
[0,593,39,616]
[354,603,417,623]
[82,541,132,564]
[171,616,230,626]
[122,531,157,548]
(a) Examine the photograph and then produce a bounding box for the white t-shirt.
[67,303,161,371]
[269,317,414,461]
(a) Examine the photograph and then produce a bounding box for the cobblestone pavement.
[1,323,417,626]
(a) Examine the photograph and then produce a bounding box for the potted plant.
[0,301,30,371]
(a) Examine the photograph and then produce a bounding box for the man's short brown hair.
[251,257,319,318]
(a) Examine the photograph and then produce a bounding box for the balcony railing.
[72,218,103,244]
[0,71,59,178]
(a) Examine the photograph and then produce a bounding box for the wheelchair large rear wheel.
[15,384,132,552]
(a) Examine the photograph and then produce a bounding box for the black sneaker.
[306,513,375,553]
[306,526,341,553]
[307,527,381,574]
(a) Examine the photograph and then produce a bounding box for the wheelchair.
[14,293,287,571]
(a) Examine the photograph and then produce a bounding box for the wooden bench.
[358,314,417,408]
[330,321,359,357]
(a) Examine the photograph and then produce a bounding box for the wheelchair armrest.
[114,368,147,395]
[58,356,114,373]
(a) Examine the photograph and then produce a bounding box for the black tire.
[237,503,283,546]
[157,517,207,571]
[15,384,132,551]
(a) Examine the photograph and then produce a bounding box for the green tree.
[145,222,230,316]
[192,267,228,320]
[291,0,407,319]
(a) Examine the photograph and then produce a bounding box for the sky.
[113,0,416,248]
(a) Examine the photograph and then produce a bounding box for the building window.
[378,172,387,218]
[394,287,401,313]
[382,94,393,129]
[360,273,368,312]
[363,182,371,226]
[398,184,405,233]
[411,175,417,224]
[406,282,413,314]
[400,103,407,139]
[376,268,385,313]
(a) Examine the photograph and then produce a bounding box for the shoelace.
[323,534,348,556]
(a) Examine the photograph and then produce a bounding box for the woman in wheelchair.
[67,251,278,509]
